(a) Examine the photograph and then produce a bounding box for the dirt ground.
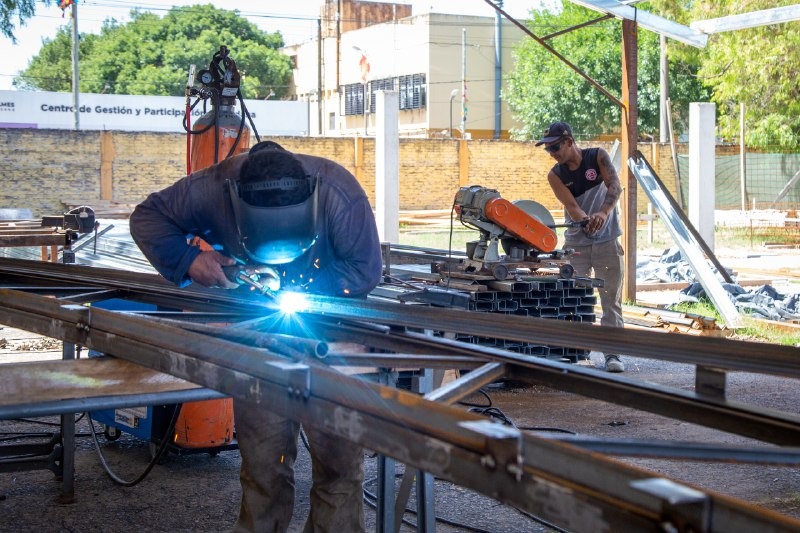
[1,246,800,532]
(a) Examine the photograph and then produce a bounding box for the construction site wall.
[2,128,699,218]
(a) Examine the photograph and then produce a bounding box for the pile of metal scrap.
[381,245,595,362]
[624,304,719,334]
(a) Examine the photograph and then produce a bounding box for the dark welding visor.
[227,176,319,265]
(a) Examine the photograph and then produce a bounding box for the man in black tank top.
[536,122,626,373]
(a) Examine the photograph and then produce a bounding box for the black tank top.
[552,147,602,197]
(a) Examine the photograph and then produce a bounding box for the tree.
[644,0,800,149]
[13,5,293,100]
[679,0,800,148]
[504,1,709,141]
[1,0,55,42]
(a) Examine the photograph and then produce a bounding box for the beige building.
[283,0,526,139]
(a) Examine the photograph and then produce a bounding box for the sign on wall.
[0,90,309,135]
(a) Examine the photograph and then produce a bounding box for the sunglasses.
[544,142,562,154]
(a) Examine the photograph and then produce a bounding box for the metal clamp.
[268,361,311,400]
[63,304,91,346]
[460,420,524,481]
[630,477,710,532]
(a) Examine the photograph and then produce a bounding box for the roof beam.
[690,5,800,34]
[570,0,708,48]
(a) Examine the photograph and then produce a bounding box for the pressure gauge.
[198,70,214,85]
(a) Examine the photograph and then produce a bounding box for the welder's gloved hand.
[188,250,239,289]
[249,265,280,292]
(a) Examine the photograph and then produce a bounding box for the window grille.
[343,83,364,116]
[368,78,396,113]
[398,74,426,110]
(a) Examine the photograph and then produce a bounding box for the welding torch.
[222,264,280,298]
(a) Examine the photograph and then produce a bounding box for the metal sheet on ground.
[629,152,743,328]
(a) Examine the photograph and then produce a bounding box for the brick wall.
[1,128,686,218]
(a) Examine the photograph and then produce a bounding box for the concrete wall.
[1,128,686,218]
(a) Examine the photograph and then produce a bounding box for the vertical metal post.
[411,368,435,532]
[493,1,503,139]
[449,89,458,138]
[377,456,396,533]
[376,370,398,532]
[740,103,747,211]
[415,472,436,532]
[666,98,684,209]
[59,341,76,503]
[71,1,80,130]
[317,17,323,136]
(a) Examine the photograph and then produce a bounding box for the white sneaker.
[605,355,625,373]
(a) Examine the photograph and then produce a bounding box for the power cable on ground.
[85,406,181,487]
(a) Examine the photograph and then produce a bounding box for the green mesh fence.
[677,152,800,211]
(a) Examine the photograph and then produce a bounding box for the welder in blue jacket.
[130,140,382,532]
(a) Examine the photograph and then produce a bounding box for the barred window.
[343,83,364,116]
[398,74,426,110]
[368,78,396,113]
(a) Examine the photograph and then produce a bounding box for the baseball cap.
[534,122,573,146]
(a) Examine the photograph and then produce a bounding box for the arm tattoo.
[598,150,622,210]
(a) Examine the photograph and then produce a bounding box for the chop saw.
[453,185,582,280]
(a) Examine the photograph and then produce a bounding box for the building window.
[329,112,336,131]
[289,55,298,69]
[343,83,364,116]
[398,74,426,110]
[368,78,396,113]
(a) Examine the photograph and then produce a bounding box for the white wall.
[0,90,309,134]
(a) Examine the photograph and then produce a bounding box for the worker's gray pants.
[569,238,625,330]
[232,398,365,533]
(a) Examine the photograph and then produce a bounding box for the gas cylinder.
[190,103,250,172]
[172,398,235,449]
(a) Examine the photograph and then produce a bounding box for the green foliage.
[643,0,800,149]
[697,2,800,148]
[14,26,98,92]
[505,1,709,140]
[1,0,55,42]
[13,4,292,99]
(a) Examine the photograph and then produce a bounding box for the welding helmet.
[227,147,319,265]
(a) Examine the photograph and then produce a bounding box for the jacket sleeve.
[129,174,205,286]
[306,192,383,298]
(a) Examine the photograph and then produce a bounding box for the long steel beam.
[0,257,795,376]
[2,257,800,446]
[0,289,796,531]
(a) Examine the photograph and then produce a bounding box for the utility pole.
[71,1,80,130]
[494,1,502,139]
[659,35,668,143]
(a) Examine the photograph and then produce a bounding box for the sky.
[0,0,543,91]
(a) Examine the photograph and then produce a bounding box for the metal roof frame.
[691,5,800,35]
[570,0,708,47]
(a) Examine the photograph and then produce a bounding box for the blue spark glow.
[278,292,310,315]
